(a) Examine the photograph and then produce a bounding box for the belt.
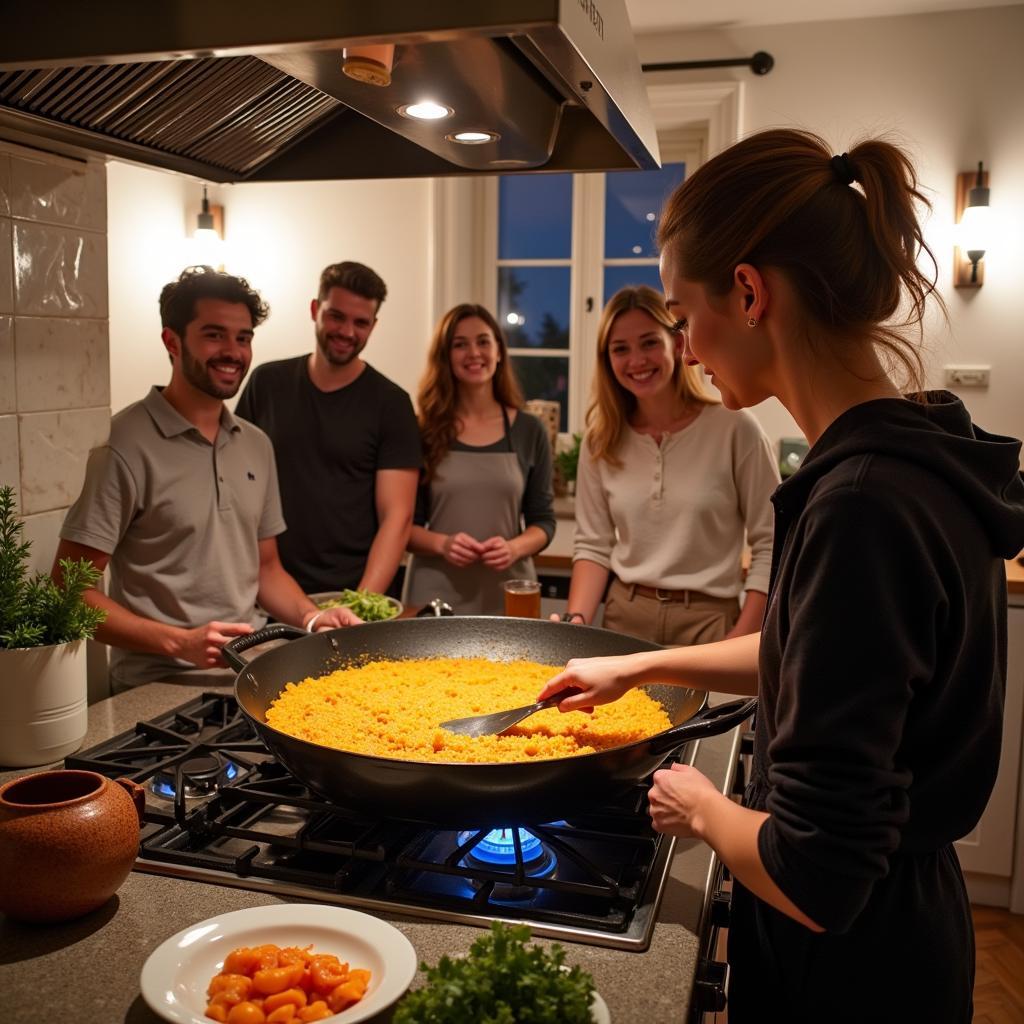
[629,582,695,602]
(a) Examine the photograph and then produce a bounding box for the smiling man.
[235,261,421,596]
[53,266,360,691]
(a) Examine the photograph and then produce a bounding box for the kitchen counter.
[538,503,1024,595]
[0,682,739,1024]
[536,494,575,571]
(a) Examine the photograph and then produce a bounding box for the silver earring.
[747,317,758,328]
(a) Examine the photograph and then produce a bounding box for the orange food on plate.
[204,943,372,1022]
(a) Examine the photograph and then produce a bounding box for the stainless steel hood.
[0,1,660,181]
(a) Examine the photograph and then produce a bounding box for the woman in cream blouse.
[560,285,778,645]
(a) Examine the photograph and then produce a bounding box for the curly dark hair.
[159,266,270,338]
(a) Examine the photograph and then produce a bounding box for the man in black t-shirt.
[236,261,421,596]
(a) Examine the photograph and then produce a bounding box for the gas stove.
[66,692,695,950]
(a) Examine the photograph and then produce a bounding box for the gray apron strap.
[404,411,536,615]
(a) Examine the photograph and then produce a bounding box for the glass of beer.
[503,579,541,618]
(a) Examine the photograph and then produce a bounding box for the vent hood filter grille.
[0,1,659,179]
[0,57,340,174]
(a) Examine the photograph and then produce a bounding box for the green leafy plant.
[555,432,583,485]
[394,920,595,1023]
[0,485,106,649]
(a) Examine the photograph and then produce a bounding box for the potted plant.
[555,432,583,496]
[0,485,106,767]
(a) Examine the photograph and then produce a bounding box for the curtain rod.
[641,51,774,75]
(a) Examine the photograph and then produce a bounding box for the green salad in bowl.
[308,589,402,621]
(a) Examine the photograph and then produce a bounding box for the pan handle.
[222,624,307,672]
[648,696,757,756]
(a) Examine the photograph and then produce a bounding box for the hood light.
[447,130,499,145]
[398,100,452,121]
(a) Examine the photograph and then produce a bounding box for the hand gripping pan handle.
[221,624,307,672]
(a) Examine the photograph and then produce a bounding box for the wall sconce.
[190,185,225,269]
[954,161,990,288]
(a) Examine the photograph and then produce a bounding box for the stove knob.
[693,957,730,1013]
[711,888,731,929]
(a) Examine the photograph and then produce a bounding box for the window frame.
[430,81,742,435]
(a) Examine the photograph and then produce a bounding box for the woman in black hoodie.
[539,129,1024,1022]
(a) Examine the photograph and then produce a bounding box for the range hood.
[0,1,660,181]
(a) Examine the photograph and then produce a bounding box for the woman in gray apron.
[404,304,555,614]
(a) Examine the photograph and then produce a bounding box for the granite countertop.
[0,681,740,1024]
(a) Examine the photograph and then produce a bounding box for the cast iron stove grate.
[66,692,682,950]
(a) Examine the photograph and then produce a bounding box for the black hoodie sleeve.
[757,481,942,933]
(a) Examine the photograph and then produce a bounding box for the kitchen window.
[485,130,702,433]
[495,173,574,432]
[431,83,740,435]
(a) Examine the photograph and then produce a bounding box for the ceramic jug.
[0,769,144,923]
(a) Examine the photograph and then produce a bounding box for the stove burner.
[67,692,682,950]
[150,753,239,800]
[458,827,557,902]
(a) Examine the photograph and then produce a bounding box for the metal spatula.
[439,688,579,738]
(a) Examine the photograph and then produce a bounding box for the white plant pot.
[0,640,88,768]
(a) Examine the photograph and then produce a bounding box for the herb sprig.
[393,921,595,1023]
[0,485,106,649]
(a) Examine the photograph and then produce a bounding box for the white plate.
[308,592,403,620]
[139,903,417,1024]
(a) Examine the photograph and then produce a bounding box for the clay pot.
[0,769,144,923]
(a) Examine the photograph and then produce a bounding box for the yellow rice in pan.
[265,657,672,764]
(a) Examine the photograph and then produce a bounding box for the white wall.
[106,163,434,413]
[106,5,1024,450]
[639,4,1024,449]
[105,162,191,415]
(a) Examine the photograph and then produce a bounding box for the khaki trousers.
[601,577,741,647]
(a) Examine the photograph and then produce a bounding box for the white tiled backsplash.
[0,154,8,217]
[15,317,110,412]
[0,140,110,573]
[0,220,12,315]
[0,316,13,413]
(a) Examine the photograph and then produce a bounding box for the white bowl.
[139,903,417,1024]
[308,592,403,621]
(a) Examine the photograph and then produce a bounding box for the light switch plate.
[944,365,990,387]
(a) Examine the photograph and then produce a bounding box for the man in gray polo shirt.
[54,266,360,691]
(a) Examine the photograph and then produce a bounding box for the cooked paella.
[265,656,671,764]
